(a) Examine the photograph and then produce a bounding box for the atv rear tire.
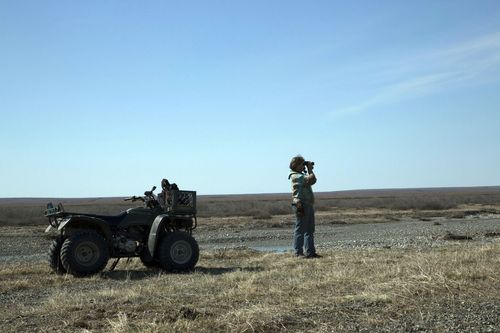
[48,235,67,275]
[157,232,199,271]
[60,231,109,277]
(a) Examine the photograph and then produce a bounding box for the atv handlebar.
[144,186,157,197]
[124,186,159,209]
[124,196,145,202]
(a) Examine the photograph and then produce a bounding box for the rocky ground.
[196,215,500,251]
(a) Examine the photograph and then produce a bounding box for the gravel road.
[196,217,500,251]
[1,216,499,264]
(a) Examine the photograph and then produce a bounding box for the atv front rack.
[44,202,66,227]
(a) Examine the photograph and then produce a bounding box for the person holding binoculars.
[288,155,321,258]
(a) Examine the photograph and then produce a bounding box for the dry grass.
[1,241,498,332]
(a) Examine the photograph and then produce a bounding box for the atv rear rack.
[167,190,197,215]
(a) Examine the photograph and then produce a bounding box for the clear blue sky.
[1,1,500,197]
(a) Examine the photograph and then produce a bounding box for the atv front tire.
[48,235,67,275]
[60,231,109,277]
[157,232,199,271]
[140,253,158,268]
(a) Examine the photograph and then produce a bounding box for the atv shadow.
[101,269,161,280]
[195,266,264,275]
[102,266,264,280]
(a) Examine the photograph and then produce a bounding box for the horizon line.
[1,185,500,200]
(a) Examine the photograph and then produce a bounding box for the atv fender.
[148,214,170,256]
[58,215,113,241]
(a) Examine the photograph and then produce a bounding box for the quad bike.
[44,186,199,277]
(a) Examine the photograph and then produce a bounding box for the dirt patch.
[442,232,473,241]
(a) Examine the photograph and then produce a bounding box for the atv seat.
[82,211,128,224]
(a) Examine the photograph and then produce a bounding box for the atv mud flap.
[45,218,71,233]
[148,214,170,256]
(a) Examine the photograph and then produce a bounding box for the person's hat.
[289,155,305,170]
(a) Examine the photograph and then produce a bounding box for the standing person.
[289,155,321,258]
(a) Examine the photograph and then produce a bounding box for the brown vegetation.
[1,186,500,226]
[0,243,498,332]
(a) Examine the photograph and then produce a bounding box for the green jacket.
[289,171,315,205]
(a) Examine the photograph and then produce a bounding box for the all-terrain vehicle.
[44,186,199,277]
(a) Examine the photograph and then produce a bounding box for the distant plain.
[2,186,500,226]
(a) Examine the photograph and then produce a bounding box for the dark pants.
[293,202,316,256]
